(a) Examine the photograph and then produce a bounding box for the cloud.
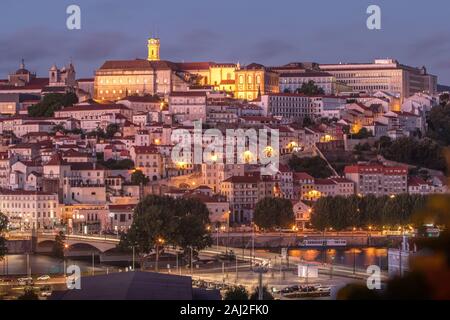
[0,27,135,77]
[163,29,224,60]
[408,32,450,60]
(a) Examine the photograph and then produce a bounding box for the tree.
[302,116,314,127]
[352,128,372,139]
[288,155,333,178]
[310,197,332,231]
[105,123,120,139]
[249,286,274,300]
[295,80,325,96]
[119,195,211,267]
[131,169,150,186]
[28,92,78,117]
[379,137,446,171]
[171,197,213,258]
[223,286,249,300]
[18,287,39,300]
[52,231,66,260]
[311,194,429,230]
[87,128,106,139]
[101,159,135,170]
[0,212,8,260]
[439,93,449,107]
[427,103,450,144]
[254,197,295,230]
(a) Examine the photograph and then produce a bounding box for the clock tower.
[147,38,160,61]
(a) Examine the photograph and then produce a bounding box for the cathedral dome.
[15,68,30,75]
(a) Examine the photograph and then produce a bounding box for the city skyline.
[1,0,450,83]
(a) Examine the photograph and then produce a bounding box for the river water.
[0,255,123,276]
[284,247,388,270]
[1,247,388,276]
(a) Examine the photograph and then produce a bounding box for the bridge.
[35,233,120,255]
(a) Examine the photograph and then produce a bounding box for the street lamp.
[352,227,356,274]
[155,237,165,272]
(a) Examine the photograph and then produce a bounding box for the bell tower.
[147,38,160,61]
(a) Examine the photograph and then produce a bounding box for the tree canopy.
[52,231,66,260]
[294,80,325,96]
[101,159,135,170]
[288,155,333,178]
[28,92,78,117]
[118,195,212,260]
[105,123,120,139]
[223,286,249,300]
[131,169,150,185]
[249,286,274,300]
[379,136,446,171]
[427,103,450,145]
[254,197,295,229]
[0,212,8,260]
[351,127,373,139]
[311,194,428,231]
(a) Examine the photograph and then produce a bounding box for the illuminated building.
[319,59,437,101]
[279,71,336,94]
[147,38,160,61]
[344,164,408,196]
[94,37,239,100]
[235,63,279,101]
[0,189,59,230]
[209,63,237,93]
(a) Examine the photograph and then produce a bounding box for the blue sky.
[1,0,449,83]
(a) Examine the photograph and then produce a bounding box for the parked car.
[37,275,51,281]
[18,277,33,286]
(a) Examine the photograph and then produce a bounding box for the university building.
[319,59,437,100]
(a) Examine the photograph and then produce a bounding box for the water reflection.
[288,247,388,270]
[0,255,109,276]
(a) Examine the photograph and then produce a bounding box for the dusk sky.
[1,0,449,83]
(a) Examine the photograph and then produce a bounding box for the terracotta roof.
[408,176,429,186]
[108,204,136,211]
[58,104,129,112]
[132,146,159,154]
[294,172,314,181]
[169,91,207,97]
[98,60,151,70]
[120,95,161,103]
[223,176,259,183]
[344,164,408,175]
[0,188,56,196]
[314,178,337,185]
[46,153,67,166]
[176,62,214,70]
[0,78,49,91]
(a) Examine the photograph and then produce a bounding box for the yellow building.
[95,37,281,101]
[209,63,237,93]
[147,38,160,61]
[235,63,279,101]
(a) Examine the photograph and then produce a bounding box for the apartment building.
[0,189,59,230]
[344,164,408,196]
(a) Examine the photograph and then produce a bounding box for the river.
[1,246,388,276]
[0,254,126,276]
